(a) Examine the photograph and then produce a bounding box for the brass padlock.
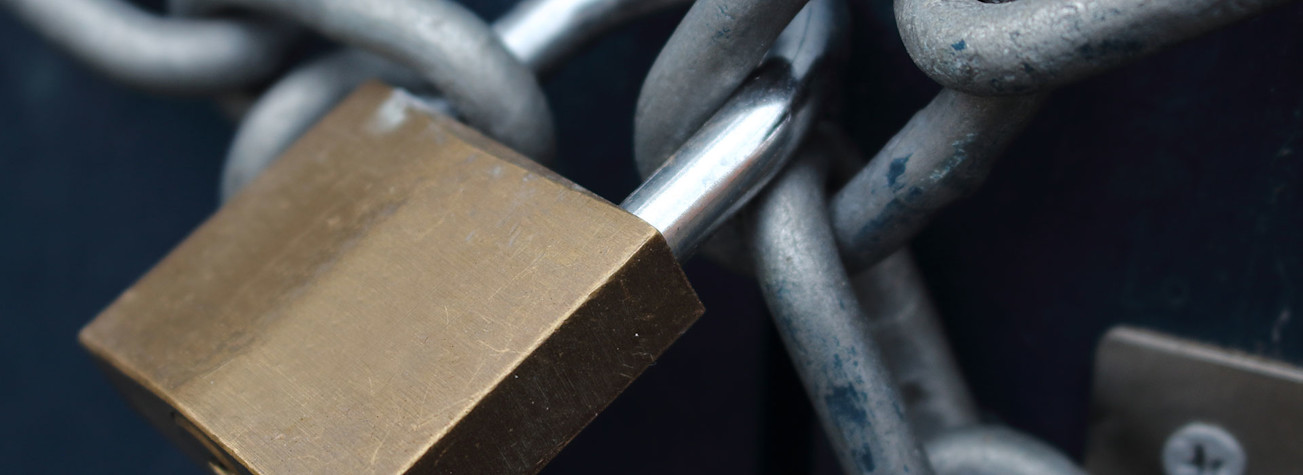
[79,79,797,474]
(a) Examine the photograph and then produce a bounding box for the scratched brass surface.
[80,83,704,474]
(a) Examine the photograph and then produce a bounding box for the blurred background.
[0,0,1300,473]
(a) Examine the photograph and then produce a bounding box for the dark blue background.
[1,0,1300,473]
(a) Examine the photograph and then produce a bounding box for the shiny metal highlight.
[622,0,841,259]
[633,0,810,176]
[616,0,848,269]
[621,65,799,258]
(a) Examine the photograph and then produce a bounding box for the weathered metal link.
[180,0,554,161]
[830,89,1045,272]
[852,249,979,441]
[752,143,933,475]
[925,426,1085,475]
[0,0,295,94]
[633,0,810,177]
[896,0,1294,96]
[218,0,696,201]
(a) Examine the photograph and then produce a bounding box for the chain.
[3,0,1295,473]
[751,136,934,474]
[179,0,555,160]
[831,90,1045,272]
[219,0,693,200]
[897,0,1291,95]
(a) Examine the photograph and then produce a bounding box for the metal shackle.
[177,0,555,162]
[623,0,845,259]
[0,0,296,93]
[633,0,811,177]
[219,0,695,202]
[896,0,1294,96]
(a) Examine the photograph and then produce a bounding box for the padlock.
[77,67,815,473]
[72,0,839,468]
[79,82,691,474]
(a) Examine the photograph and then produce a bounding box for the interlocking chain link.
[218,0,694,200]
[898,0,1292,95]
[751,139,934,474]
[3,0,296,93]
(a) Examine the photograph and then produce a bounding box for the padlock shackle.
[620,0,842,259]
[632,0,811,178]
[0,0,296,94]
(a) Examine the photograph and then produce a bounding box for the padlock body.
[80,83,703,474]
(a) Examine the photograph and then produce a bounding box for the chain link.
[1,0,296,93]
[182,0,556,161]
[752,138,934,474]
[897,0,1292,95]
[831,90,1045,272]
[218,0,694,200]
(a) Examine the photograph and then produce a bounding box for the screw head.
[1162,422,1246,475]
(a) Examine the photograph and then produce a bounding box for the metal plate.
[1085,326,1303,474]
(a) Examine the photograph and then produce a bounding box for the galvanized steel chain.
[743,0,1294,474]
[3,0,1297,473]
